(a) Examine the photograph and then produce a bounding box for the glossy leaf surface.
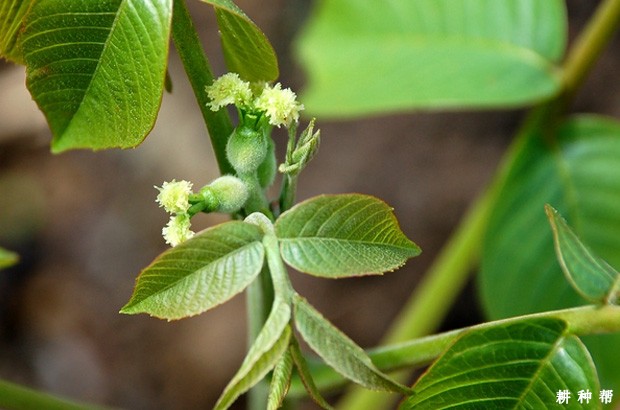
[202,0,278,82]
[21,0,172,152]
[401,318,599,409]
[546,205,620,304]
[0,247,18,269]
[296,0,565,117]
[0,0,29,63]
[275,194,420,278]
[215,300,291,410]
[293,295,409,394]
[121,221,264,320]
[480,115,620,394]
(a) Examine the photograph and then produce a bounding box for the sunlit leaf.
[0,0,29,63]
[401,318,599,409]
[275,194,420,278]
[121,221,264,320]
[0,247,18,269]
[293,294,409,394]
[21,0,172,152]
[546,205,620,304]
[215,300,291,410]
[202,0,278,82]
[296,0,566,117]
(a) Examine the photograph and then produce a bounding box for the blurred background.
[1,1,619,408]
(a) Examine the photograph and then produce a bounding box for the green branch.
[0,379,110,410]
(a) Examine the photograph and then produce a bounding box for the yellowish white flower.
[155,180,193,214]
[206,73,252,111]
[254,83,304,127]
[162,214,195,247]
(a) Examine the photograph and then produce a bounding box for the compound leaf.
[121,221,264,320]
[215,300,291,410]
[275,194,420,278]
[202,0,278,82]
[296,0,565,117]
[0,0,29,63]
[21,0,172,152]
[546,205,620,304]
[293,294,409,394]
[401,318,599,409]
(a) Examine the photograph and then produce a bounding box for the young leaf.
[0,247,18,269]
[275,194,420,278]
[201,0,279,82]
[215,300,291,410]
[401,318,599,409]
[546,204,620,304]
[0,0,29,63]
[293,294,410,395]
[296,0,566,117]
[21,0,173,152]
[289,337,334,410]
[267,349,294,410]
[121,221,264,320]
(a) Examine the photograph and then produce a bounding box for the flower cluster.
[155,180,195,247]
[206,73,304,128]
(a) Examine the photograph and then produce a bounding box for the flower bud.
[203,175,249,213]
[226,125,268,175]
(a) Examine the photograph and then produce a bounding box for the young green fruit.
[201,175,249,214]
[226,125,268,175]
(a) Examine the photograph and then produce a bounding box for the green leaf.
[401,318,600,409]
[121,221,264,320]
[289,337,334,410]
[293,294,409,394]
[0,247,18,269]
[546,205,620,304]
[296,0,566,117]
[0,0,29,63]
[480,115,620,397]
[215,300,291,410]
[267,349,294,410]
[275,194,420,278]
[201,0,278,82]
[21,0,172,152]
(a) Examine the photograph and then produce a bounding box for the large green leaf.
[480,115,620,396]
[202,0,278,82]
[293,294,409,394]
[401,318,599,409]
[275,194,420,278]
[0,247,18,269]
[296,0,566,117]
[215,300,291,410]
[0,0,29,63]
[546,205,620,304]
[21,0,172,152]
[121,221,264,320]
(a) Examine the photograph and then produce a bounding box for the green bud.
[257,137,276,188]
[203,175,249,213]
[226,125,268,175]
[279,119,320,176]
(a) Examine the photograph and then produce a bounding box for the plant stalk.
[335,0,620,408]
[171,0,234,175]
[0,379,110,410]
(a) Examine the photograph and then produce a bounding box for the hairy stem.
[171,0,234,175]
[0,379,109,410]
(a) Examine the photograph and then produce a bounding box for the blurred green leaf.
[401,318,600,409]
[275,194,420,278]
[293,294,409,394]
[480,115,620,396]
[121,221,264,320]
[202,0,278,82]
[296,0,566,117]
[546,205,620,304]
[0,247,18,269]
[267,349,294,410]
[289,337,333,409]
[0,0,29,63]
[21,0,172,152]
[215,300,291,410]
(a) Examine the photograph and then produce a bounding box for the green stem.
[289,304,620,397]
[335,1,620,408]
[0,379,110,410]
[171,0,234,175]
